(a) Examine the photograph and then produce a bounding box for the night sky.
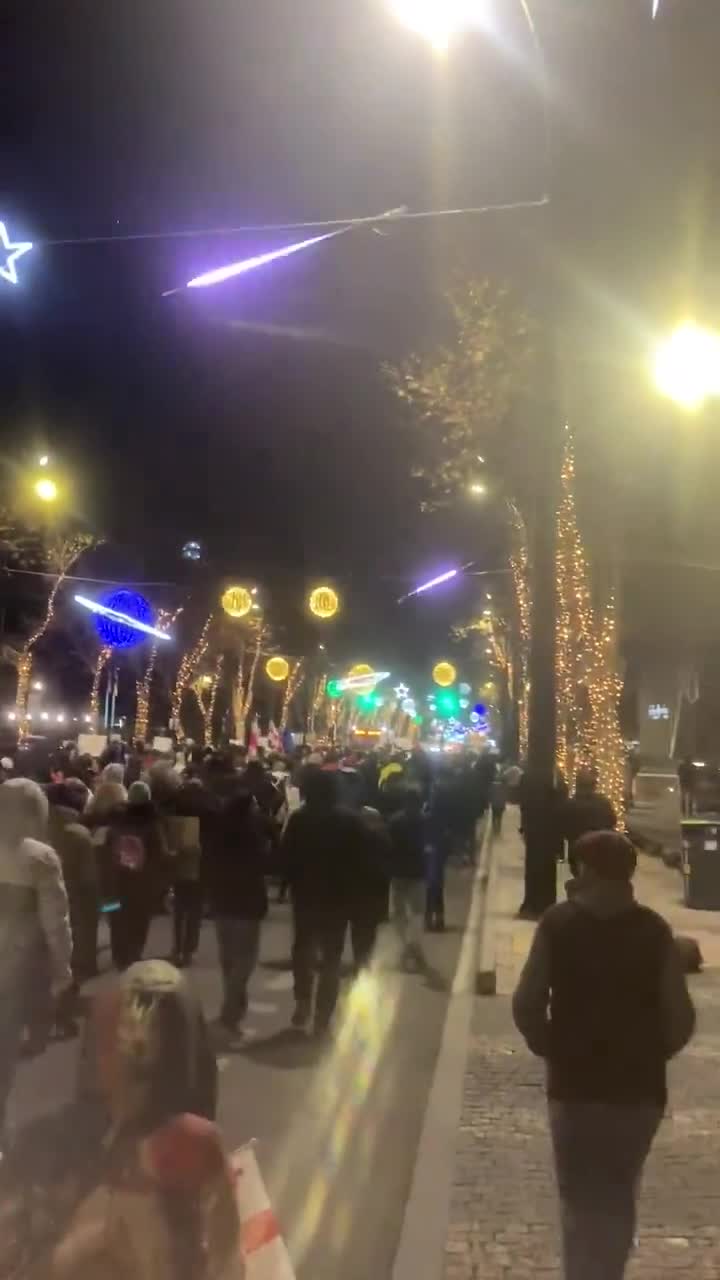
[3,0,720,720]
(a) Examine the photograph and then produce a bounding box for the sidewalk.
[443,824,720,1279]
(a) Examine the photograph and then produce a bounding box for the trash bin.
[681,818,720,909]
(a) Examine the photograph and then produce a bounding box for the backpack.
[115,832,146,872]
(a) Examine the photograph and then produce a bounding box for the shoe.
[291,1001,311,1030]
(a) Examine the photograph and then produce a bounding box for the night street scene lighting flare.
[74,595,173,642]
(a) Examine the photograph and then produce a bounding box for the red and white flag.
[232,1144,296,1280]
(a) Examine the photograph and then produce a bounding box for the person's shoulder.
[143,1114,227,1191]
[538,900,578,932]
[22,837,63,873]
[633,902,673,939]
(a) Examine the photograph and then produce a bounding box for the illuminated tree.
[14,533,97,735]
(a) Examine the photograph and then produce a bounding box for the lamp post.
[653,323,720,412]
[388,0,560,915]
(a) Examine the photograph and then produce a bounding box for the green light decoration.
[437,690,459,718]
[356,691,379,712]
[326,679,343,699]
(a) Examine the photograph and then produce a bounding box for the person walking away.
[388,789,427,970]
[166,779,207,968]
[105,780,168,969]
[0,779,72,1147]
[47,782,100,984]
[677,755,697,818]
[282,768,388,1036]
[512,831,695,1280]
[490,772,507,837]
[205,790,269,1040]
[562,769,617,876]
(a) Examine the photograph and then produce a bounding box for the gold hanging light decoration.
[221,585,253,619]
[308,585,339,620]
[432,660,457,688]
[266,655,290,683]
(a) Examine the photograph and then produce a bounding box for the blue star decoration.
[0,221,33,285]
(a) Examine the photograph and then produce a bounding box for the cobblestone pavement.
[443,825,720,1279]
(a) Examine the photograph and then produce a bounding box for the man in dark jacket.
[513,831,695,1280]
[562,769,617,875]
[388,788,427,968]
[281,769,388,1035]
[105,781,168,970]
[204,790,269,1037]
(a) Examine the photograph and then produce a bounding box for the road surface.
[9,862,476,1280]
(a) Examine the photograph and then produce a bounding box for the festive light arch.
[221,585,253,618]
[266,655,290,682]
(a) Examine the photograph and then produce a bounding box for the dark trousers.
[425,844,447,923]
[292,906,349,1031]
[350,911,378,972]
[550,1100,662,1280]
[681,788,695,817]
[491,806,505,836]
[110,895,151,970]
[173,880,203,959]
[215,917,261,1028]
[68,888,99,981]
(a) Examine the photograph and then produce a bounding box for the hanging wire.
[38,196,549,250]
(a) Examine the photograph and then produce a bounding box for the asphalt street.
[9,862,475,1280]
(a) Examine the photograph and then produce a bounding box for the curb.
[475,824,500,997]
[391,820,498,1280]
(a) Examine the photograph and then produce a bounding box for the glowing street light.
[653,323,720,411]
[469,481,486,497]
[34,477,58,503]
[388,0,486,53]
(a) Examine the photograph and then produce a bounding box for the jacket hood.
[49,804,84,829]
[566,877,635,919]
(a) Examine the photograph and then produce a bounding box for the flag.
[232,1144,296,1280]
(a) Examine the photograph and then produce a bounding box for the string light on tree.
[171,614,213,740]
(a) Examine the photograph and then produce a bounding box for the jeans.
[391,878,425,950]
[292,906,349,1031]
[173,880,203,959]
[549,1100,662,1280]
[215,917,261,1028]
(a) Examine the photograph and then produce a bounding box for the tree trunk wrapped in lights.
[135,608,179,744]
[91,646,112,727]
[15,533,96,737]
[307,673,327,738]
[191,653,224,748]
[280,660,304,732]
[555,435,625,821]
[171,614,213,742]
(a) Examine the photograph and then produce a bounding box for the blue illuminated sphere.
[95,591,153,650]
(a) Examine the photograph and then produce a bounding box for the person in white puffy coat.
[0,777,72,1141]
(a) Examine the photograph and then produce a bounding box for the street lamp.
[388,0,486,52]
[653,323,720,411]
[469,481,487,497]
[34,477,58,503]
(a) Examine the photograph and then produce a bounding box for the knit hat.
[574,830,636,882]
[128,780,151,805]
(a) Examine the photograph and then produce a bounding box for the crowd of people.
[0,739,507,1144]
[2,733,689,1280]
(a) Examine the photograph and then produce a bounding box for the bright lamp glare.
[34,477,58,502]
[654,323,720,411]
[389,0,485,51]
